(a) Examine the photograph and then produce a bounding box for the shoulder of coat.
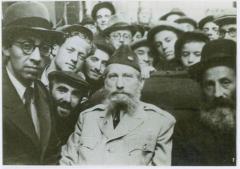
[80,104,106,116]
[142,102,176,123]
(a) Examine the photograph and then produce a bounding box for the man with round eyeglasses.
[214,11,236,42]
[2,2,64,164]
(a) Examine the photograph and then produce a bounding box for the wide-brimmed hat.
[147,21,185,43]
[56,24,93,41]
[159,8,185,21]
[103,15,135,36]
[131,38,150,50]
[198,15,215,29]
[91,1,115,20]
[48,71,89,90]
[107,45,141,72]
[175,30,209,59]
[175,16,197,29]
[189,39,236,80]
[3,1,64,44]
[214,9,236,26]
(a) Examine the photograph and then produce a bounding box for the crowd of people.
[2,1,237,166]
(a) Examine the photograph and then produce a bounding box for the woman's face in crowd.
[180,41,205,67]
[96,8,112,31]
[154,30,178,61]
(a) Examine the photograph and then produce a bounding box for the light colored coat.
[60,102,176,165]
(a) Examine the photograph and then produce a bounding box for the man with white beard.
[172,39,236,166]
[60,45,176,165]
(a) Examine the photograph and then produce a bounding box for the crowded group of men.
[2,1,237,166]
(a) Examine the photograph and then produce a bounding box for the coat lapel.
[34,81,51,156]
[98,112,114,139]
[3,69,40,147]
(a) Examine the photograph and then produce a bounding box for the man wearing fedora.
[172,39,236,165]
[214,9,236,42]
[103,15,135,50]
[60,45,176,165]
[41,24,95,88]
[2,2,64,164]
[199,15,219,41]
[48,71,90,145]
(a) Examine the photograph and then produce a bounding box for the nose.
[94,61,101,72]
[30,47,41,64]
[62,92,71,103]
[187,54,194,64]
[116,77,124,90]
[214,83,224,98]
[119,36,124,43]
[162,42,168,51]
[71,53,78,64]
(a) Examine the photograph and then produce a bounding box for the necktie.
[113,111,120,129]
[24,87,40,139]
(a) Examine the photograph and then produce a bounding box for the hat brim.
[48,71,89,89]
[214,16,236,26]
[3,26,64,44]
[189,56,235,80]
[103,25,135,36]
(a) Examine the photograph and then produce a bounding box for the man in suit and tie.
[60,45,176,165]
[2,2,64,164]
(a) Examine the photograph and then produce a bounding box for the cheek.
[71,97,80,107]
[104,79,115,90]
[52,90,63,101]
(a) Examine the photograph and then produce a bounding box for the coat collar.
[97,102,146,142]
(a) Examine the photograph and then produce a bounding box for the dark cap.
[103,15,135,36]
[94,40,115,56]
[91,1,115,20]
[81,15,95,25]
[214,9,236,27]
[198,15,215,29]
[175,30,209,59]
[190,39,236,80]
[131,38,149,50]
[147,21,185,44]
[107,45,141,72]
[48,71,89,89]
[175,16,197,29]
[56,24,93,41]
[159,8,185,21]
[3,1,64,44]
[132,24,145,36]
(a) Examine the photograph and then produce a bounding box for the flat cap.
[91,1,115,20]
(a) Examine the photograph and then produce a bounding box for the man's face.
[51,81,84,117]
[201,66,236,130]
[4,34,50,83]
[134,46,152,67]
[179,23,195,32]
[109,30,132,49]
[202,21,219,41]
[181,41,205,67]
[154,30,178,61]
[55,36,90,72]
[84,49,110,81]
[96,8,112,31]
[104,64,143,113]
[219,24,237,42]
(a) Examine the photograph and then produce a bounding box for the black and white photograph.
[1,0,237,166]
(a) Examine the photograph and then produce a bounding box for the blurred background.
[2,0,236,28]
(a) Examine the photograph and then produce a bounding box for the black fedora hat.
[102,15,135,36]
[3,1,64,44]
[48,71,89,90]
[159,8,185,21]
[189,39,236,80]
[131,38,149,50]
[175,16,197,29]
[93,40,115,56]
[214,9,236,27]
[91,1,115,20]
[56,24,93,42]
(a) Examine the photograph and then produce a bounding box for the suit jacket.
[3,68,61,165]
[60,102,176,165]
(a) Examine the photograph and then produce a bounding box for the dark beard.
[103,89,141,117]
[200,97,236,132]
